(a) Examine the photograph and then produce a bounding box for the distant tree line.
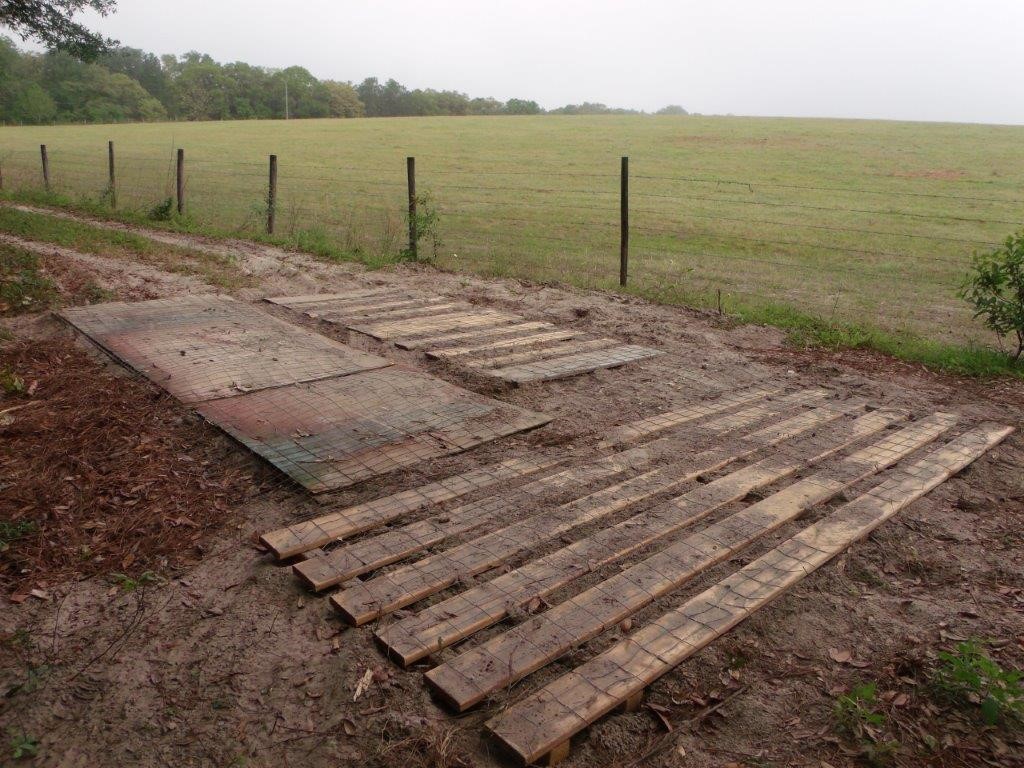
[0,38,688,125]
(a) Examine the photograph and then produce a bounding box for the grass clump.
[932,641,1024,726]
[0,246,57,315]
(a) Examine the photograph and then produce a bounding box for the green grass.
[0,244,57,314]
[1,115,1023,374]
[0,204,255,290]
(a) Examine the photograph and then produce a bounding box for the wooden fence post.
[619,156,629,287]
[407,156,417,258]
[107,140,116,208]
[267,154,277,235]
[40,144,50,192]
[175,148,185,215]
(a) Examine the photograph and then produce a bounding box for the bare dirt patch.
[0,209,1021,768]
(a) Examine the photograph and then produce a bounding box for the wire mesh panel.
[196,367,550,493]
[59,294,391,403]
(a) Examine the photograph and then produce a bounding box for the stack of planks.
[258,382,1012,765]
[265,287,662,384]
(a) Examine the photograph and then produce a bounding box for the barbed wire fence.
[1,140,1022,344]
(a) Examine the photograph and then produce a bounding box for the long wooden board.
[485,424,1012,765]
[330,398,853,625]
[426,330,580,360]
[299,394,849,593]
[295,444,661,591]
[393,322,555,350]
[265,288,400,307]
[260,456,557,559]
[352,310,514,340]
[421,413,953,706]
[490,345,662,384]
[470,339,619,370]
[383,408,906,669]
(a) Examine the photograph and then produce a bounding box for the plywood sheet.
[60,295,390,403]
[196,367,550,493]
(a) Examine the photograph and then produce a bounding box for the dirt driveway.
[1,210,1022,768]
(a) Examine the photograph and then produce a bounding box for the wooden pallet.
[266,288,663,384]
[249,368,1010,763]
[420,412,952,704]
[330,395,856,625]
[484,424,1013,765]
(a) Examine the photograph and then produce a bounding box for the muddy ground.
[1,207,1022,768]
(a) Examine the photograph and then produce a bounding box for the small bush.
[960,233,1024,361]
[148,197,175,221]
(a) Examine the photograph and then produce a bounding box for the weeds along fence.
[1,141,1023,346]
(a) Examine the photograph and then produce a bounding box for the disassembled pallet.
[265,287,662,383]
[59,295,549,493]
[260,383,1012,764]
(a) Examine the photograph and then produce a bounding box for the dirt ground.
[1,207,1022,768]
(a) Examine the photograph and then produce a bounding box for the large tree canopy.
[0,0,116,59]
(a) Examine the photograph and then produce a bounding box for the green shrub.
[960,233,1024,360]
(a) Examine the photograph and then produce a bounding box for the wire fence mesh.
[2,140,1022,345]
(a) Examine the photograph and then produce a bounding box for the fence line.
[1,141,1021,344]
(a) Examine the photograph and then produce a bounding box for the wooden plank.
[426,329,579,360]
[485,423,1012,764]
[306,297,455,318]
[260,456,558,559]
[265,289,400,307]
[330,398,853,625]
[316,303,466,323]
[294,447,657,591]
[352,310,514,340]
[599,385,784,448]
[294,389,823,586]
[471,339,620,370]
[424,413,953,706]
[394,321,555,350]
[384,408,905,668]
[490,345,662,384]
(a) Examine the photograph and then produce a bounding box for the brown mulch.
[0,338,268,595]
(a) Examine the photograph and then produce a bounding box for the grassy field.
[1,115,1023,365]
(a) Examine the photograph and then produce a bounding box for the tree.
[322,80,364,117]
[10,82,56,122]
[504,98,542,115]
[0,0,117,60]
[656,104,688,115]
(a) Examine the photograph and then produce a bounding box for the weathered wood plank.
[393,321,555,350]
[489,345,662,384]
[384,408,905,669]
[486,423,1012,764]
[295,446,658,591]
[423,412,954,707]
[260,456,558,559]
[353,310,514,340]
[310,299,461,320]
[292,390,815,587]
[471,339,620,370]
[330,398,853,625]
[426,330,579,360]
[264,288,399,307]
[598,385,783,448]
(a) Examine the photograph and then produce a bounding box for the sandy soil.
[1,208,1021,768]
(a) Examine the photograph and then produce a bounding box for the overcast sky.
[19,0,1024,124]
